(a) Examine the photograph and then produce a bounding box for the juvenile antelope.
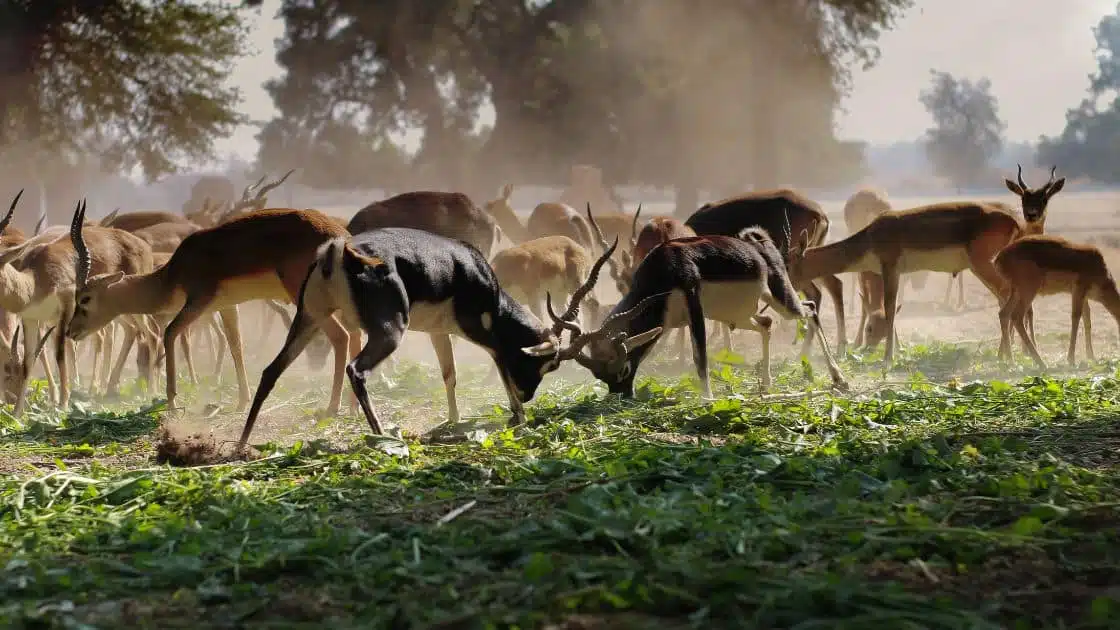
[788,201,1023,363]
[683,189,848,352]
[237,228,661,448]
[552,227,847,399]
[1005,164,1065,236]
[994,234,1118,369]
[65,208,358,415]
[483,184,596,250]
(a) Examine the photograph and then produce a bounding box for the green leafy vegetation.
[1,344,1119,628]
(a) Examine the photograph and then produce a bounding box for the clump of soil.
[153,424,256,466]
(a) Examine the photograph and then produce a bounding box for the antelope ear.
[1046,177,1066,196]
[522,339,558,357]
[1004,179,1024,196]
[97,271,126,287]
[622,327,662,352]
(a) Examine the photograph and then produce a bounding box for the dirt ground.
[87,189,1120,449]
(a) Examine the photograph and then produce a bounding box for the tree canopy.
[258,0,913,205]
[919,70,1006,190]
[0,0,255,196]
[1036,2,1120,183]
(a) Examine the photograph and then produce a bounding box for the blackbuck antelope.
[788,201,1023,363]
[1005,164,1065,236]
[237,228,661,449]
[65,208,358,415]
[994,234,1119,369]
[0,200,156,414]
[555,228,848,399]
[683,189,848,352]
[490,235,604,329]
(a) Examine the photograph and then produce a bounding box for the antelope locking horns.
[555,291,669,362]
[0,189,24,236]
[256,168,296,200]
[629,203,643,245]
[547,233,618,335]
[70,199,91,290]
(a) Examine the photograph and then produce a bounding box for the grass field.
[2,190,1120,628]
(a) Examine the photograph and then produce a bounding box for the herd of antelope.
[0,162,1115,453]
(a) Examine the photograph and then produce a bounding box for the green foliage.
[1037,2,1120,183]
[260,0,913,194]
[0,0,253,181]
[1,345,1118,627]
[919,70,1006,189]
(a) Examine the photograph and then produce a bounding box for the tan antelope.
[483,184,596,250]
[683,189,849,353]
[788,201,1023,363]
[0,199,156,413]
[237,227,661,449]
[994,234,1117,369]
[490,235,604,330]
[65,207,359,415]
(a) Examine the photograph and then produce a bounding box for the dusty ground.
[55,189,1120,451]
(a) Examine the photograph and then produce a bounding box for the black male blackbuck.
[236,228,663,449]
[787,201,1023,363]
[552,227,849,400]
[683,189,848,352]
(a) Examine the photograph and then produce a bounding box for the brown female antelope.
[483,184,596,249]
[65,207,358,415]
[788,201,1023,363]
[550,227,848,399]
[683,189,848,352]
[236,228,661,448]
[350,190,501,258]
[994,234,1118,369]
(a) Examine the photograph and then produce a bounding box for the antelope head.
[0,322,56,406]
[521,235,664,386]
[67,200,124,342]
[1004,164,1065,234]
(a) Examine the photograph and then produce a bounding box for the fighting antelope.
[0,199,156,413]
[994,234,1118,369]
[787,201,1023,363]
[65,208,358,415]
[551,227,848,399]
[683,189,848,352]
[236,228,661,449]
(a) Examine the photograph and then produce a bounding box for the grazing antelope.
[0,199,156,413]
[551,227,848,399]
[65,208,358,415]
[99,210,192,232]
[787,201,1023,363]
[236,228,661,449]
[994,234,1118,369]
[483,184,597,249]
[490,235,603,329]
[349,190,501,258]
[683,189,848,352]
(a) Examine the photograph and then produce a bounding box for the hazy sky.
[216,0,1119,162]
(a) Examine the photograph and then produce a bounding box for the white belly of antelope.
[408,299,463,335]
[896,247,970,274]
[661,280,765,330]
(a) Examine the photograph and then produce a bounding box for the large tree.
[1036,3,1120,183]
[919,70,1006,190]
[259,0,912,205]
[0,0,256,225]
